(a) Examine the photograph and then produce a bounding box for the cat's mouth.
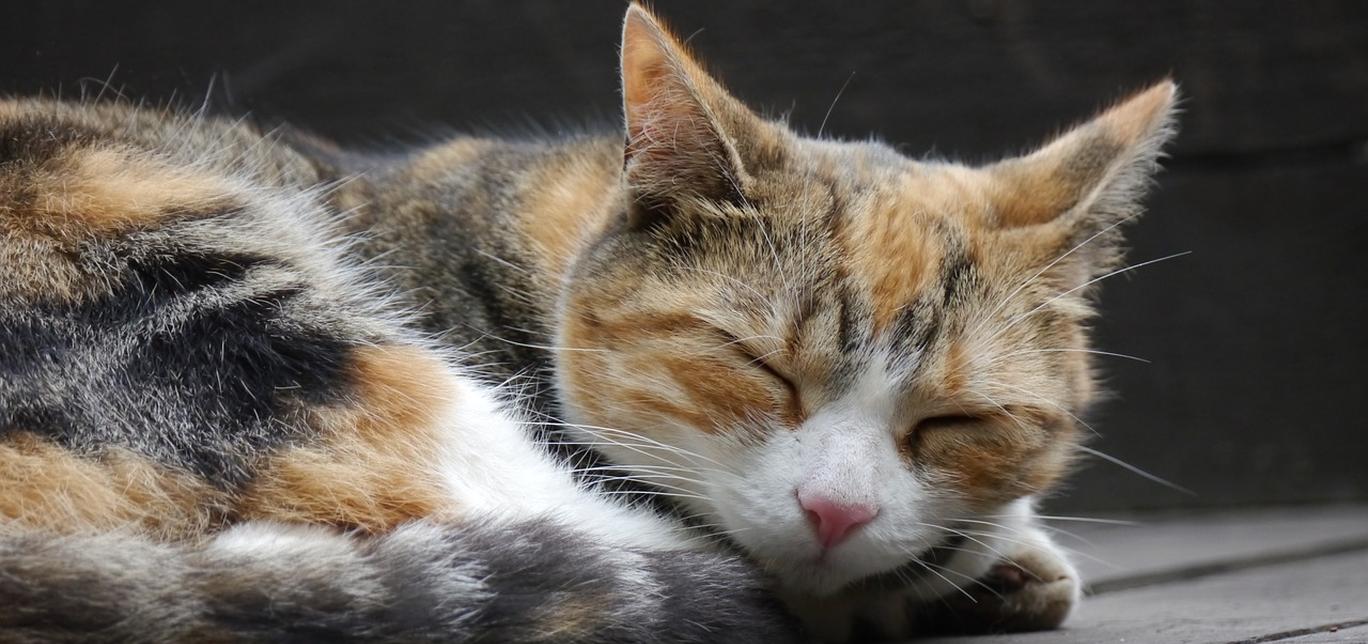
[844,534,969,593]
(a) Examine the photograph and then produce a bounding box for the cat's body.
[0,5,1177,642]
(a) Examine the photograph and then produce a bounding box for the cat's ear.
[986,81,1179,266]
[620,3,774,219]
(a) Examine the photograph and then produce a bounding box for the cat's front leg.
[905,518,1082,636]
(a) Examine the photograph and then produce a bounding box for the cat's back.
[0,98,402,492]
[0,97,626,394]
[336,131,627,379]
[0,98,324,191]
[0,96,626,483]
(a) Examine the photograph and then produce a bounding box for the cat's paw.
[911,526,1082,635]
[782,525,1080,642]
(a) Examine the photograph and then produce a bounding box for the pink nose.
[798,492,878,549]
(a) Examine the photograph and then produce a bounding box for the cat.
[0,3,1177,642]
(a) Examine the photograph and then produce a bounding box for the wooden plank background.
[3,1,1365,511]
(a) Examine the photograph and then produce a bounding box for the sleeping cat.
[0,3,1177,642]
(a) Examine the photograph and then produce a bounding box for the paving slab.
[1276,622,1368,642]
[920,548,1368,643]
[1044,505,1368,589]
[913,505,1368,644]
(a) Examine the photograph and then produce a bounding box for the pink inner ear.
[624,81,715,166]
[620,6,729,196]
[621,3,695,147]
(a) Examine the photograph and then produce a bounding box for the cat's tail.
[0,519,801,643]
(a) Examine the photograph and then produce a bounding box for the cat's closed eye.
[714,330,791,381]
[744,350,796,388]
[902,414,985,458]
[916,408,1056,438]
[919,415,984,432]
[915,414,984,433]
[715,329,804,412]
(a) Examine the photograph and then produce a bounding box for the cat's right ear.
[620,4,773,223]
[984,81,1179,282]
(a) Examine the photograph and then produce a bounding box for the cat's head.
[555,4,1177,594]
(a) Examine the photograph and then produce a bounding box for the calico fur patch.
[239,345,464,533]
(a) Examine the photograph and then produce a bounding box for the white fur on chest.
[429,368,690,551]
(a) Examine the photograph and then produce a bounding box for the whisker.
[995,348,1152,364]
[677,266,773,305]
[977,213,1140,335]
[969,390,1035,436]
[915,521,1010,562]
[1056,542,1122,571]
[916,558,1004,601]
[744,348,785,368]
[573,465,716,487]
[817,70,857,139]
[581,474,710,495]
[570,462,714,478]
[1025,514,1139,526]
[1037,524,1099,548]
[549,438,716,476]
[1074,444,1195,496]
[906,556,978,604]
[980,379,1102,437]
[531,419,731,470]
[705,333,787,352]
[595,489,711,503]
[949,527,1118,569]
[989,251,1192,343]
[568,425,729,468]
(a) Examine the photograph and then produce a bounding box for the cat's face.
[556,5,1175,594]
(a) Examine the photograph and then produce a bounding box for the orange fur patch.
[990,164,1090,227]
[620,387,716,430]
[0,143,234,300]
[520,152,620,282]
[0,433,227,539]
[660,355,786,429]
[938,341,972,399]
[841,193,944,334]
[49,147,231,232]
[918,409,1073,509]
[408,138,495,181]
[562,302,802,434]
[8,145,232,236]
[239,345,462,533]
[580,309,710,342]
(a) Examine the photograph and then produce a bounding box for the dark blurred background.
[4,1,1365,513]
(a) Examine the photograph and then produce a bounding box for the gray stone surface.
[1055,505,1368,588]
[923,549,1368,643]
[1279,623,1368,642]
[918,506,1368,643]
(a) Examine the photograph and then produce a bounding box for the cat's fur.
[0,4,1177,642]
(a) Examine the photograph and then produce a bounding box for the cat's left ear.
[619,4,777,220]
[986,81,1179,259]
